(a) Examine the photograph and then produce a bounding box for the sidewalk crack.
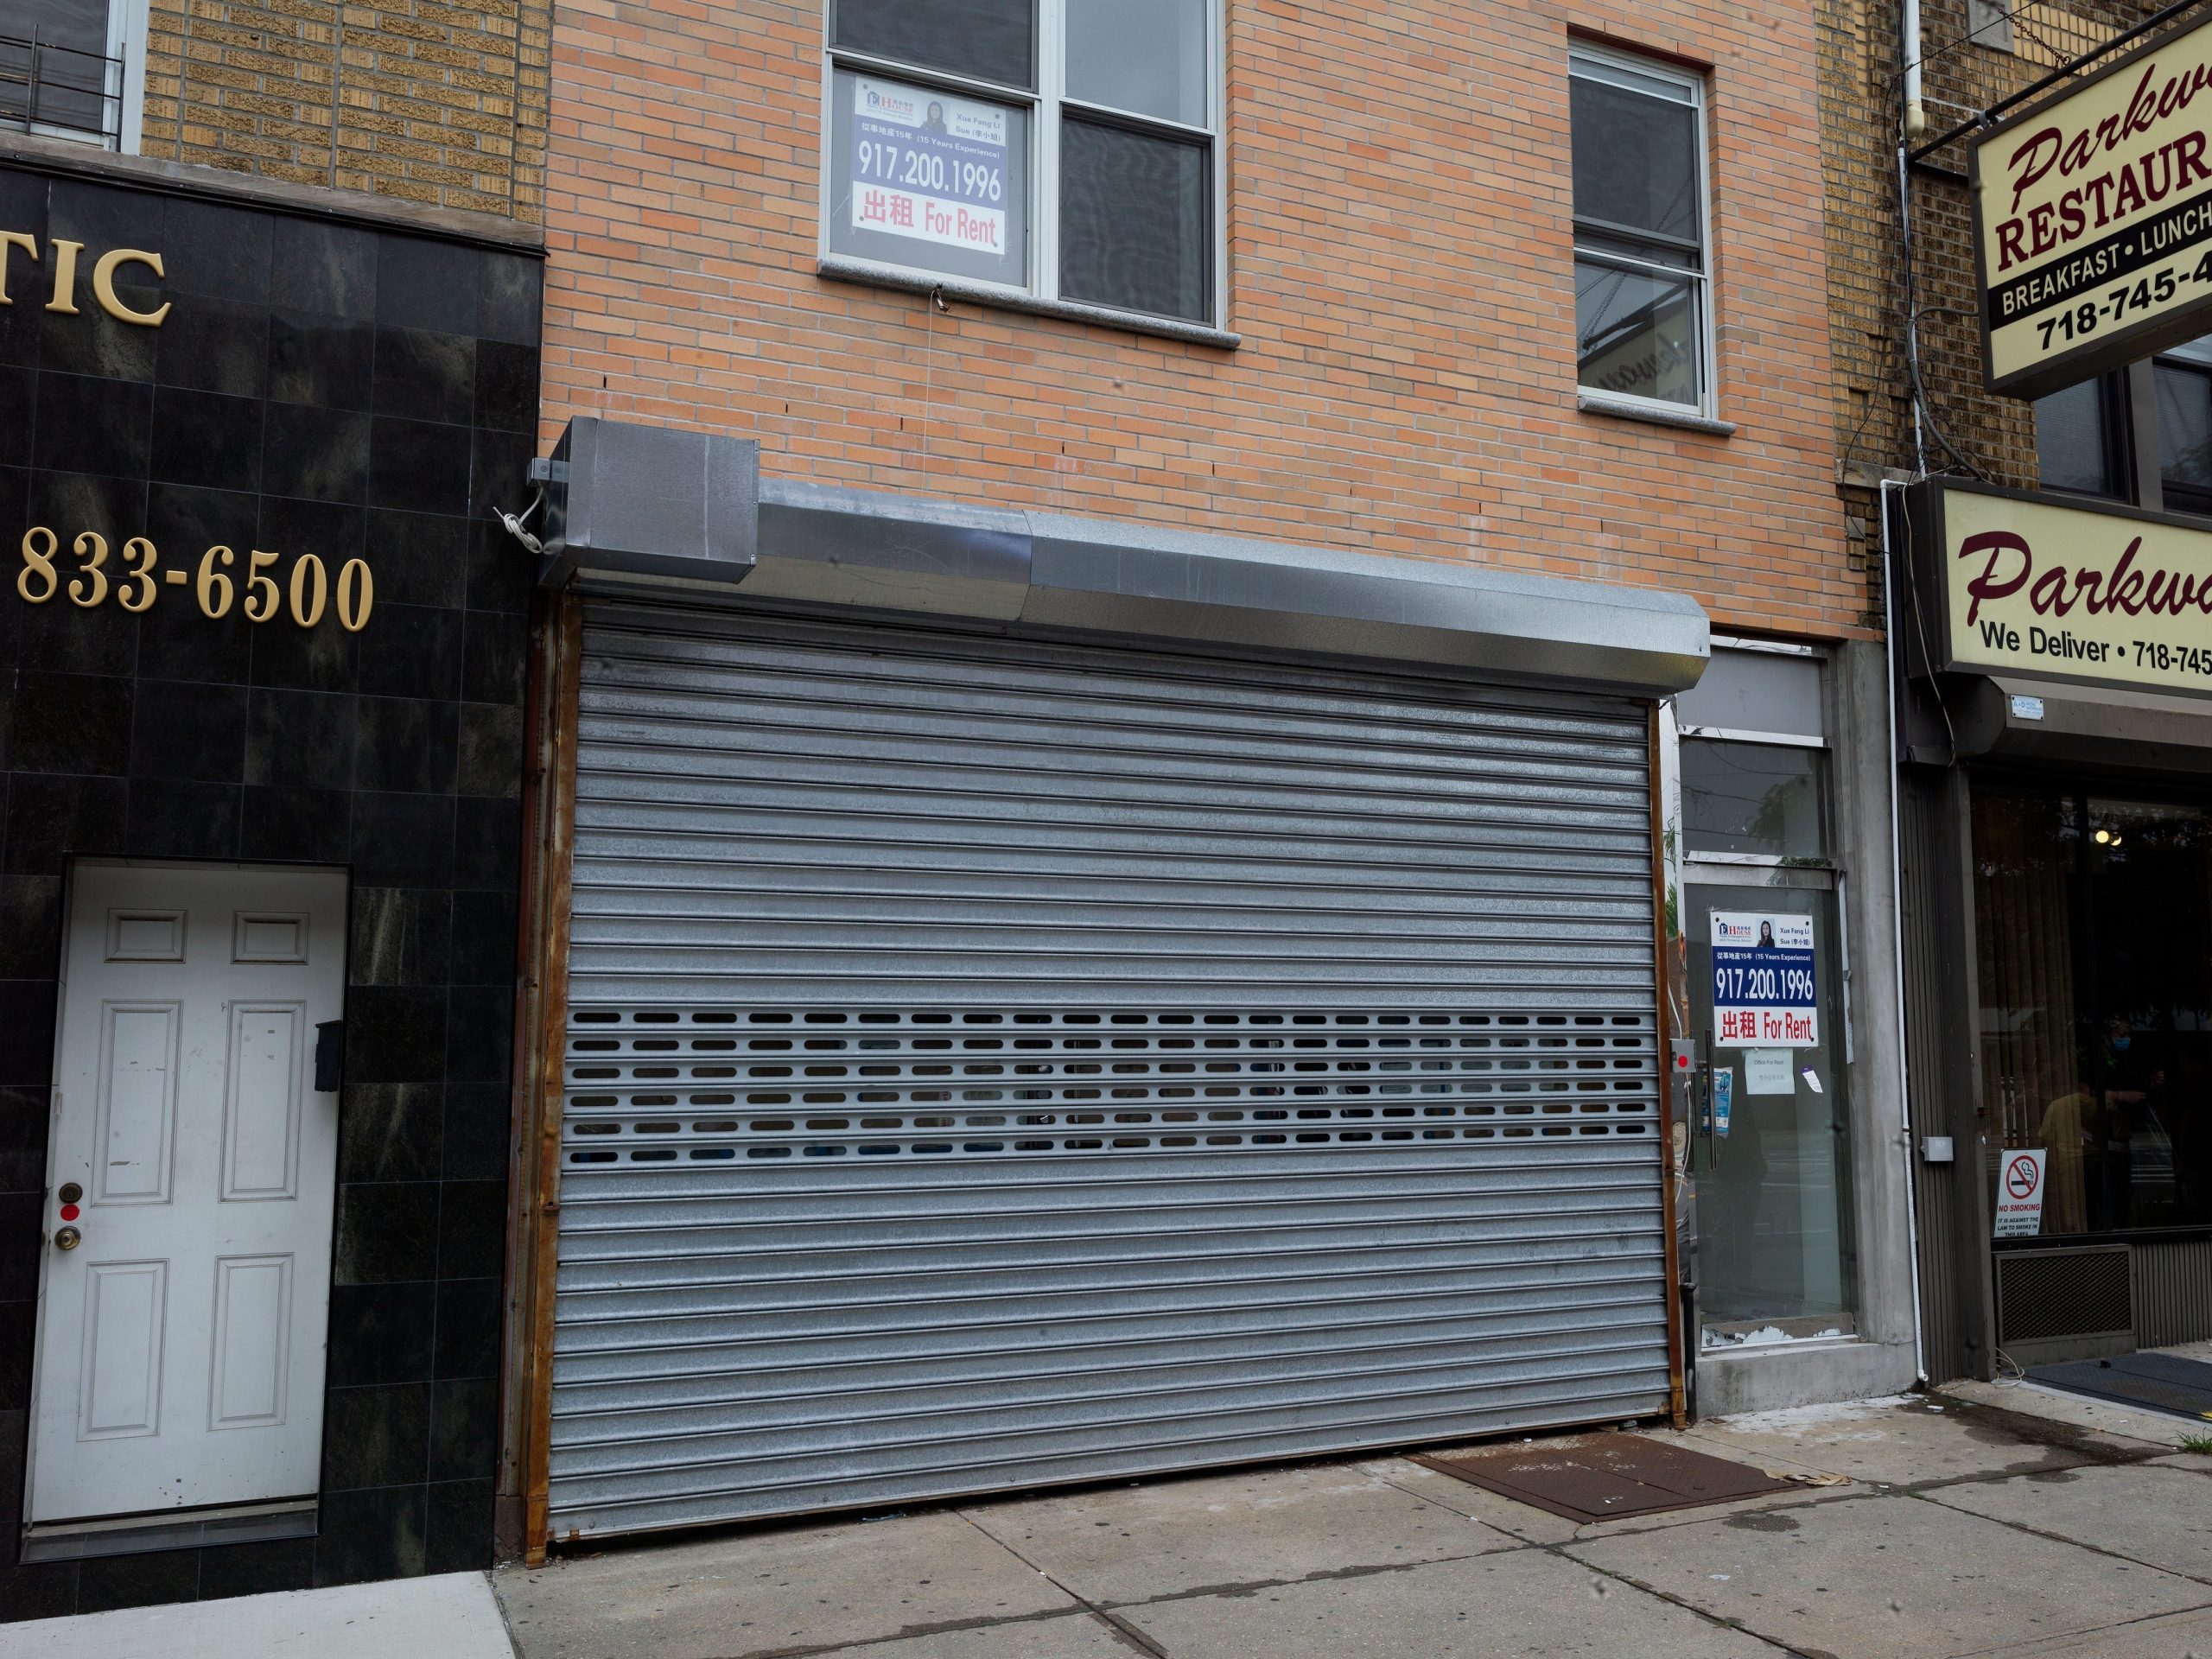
[1908,1484,2212,1592]
[1945,1595,2212,1659]
[953,1509,1167,1657]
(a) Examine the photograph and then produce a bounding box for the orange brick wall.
[541,0,1861,639]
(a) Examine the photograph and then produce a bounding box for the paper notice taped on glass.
[1744,1049,1792,1095]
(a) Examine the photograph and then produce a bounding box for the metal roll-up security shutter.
[550,601,1669,1540]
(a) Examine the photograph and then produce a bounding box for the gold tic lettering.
[15,526,372,632]
[0,231,170,327]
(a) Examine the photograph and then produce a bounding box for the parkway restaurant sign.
[1973,10,2212,398]
[1910,480,2212,696]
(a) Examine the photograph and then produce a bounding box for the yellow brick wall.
[1818,0,2156,527]
[1815,0,1901,607]
[137,0,550,222]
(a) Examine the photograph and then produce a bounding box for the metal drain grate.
[561,1007,1660,1166]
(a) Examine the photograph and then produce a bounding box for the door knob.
[54,1227,80,1251]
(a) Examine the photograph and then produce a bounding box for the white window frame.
[112,0,146,156]
[819,0,1228,334]
[1567,41,1717,420]
[12,0,146,152]
[1674,639,1829,870]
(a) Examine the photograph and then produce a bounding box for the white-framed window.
[1569,43,1713,416]
[821,0,1224,330]
[4,0,147,152]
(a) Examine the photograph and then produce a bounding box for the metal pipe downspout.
[1899,0,1929,475]
[1903,0,1927,140]
[1881,479,1930,1387]
[1897,142,1929,479]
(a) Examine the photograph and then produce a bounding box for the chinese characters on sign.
[1709,911,1818,1049]
[1743,1047,1795,1096]
[850,77,1009,257]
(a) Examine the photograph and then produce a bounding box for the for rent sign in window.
[1973,12,2212,397]
[825,69,1027,289]
[849,79,1010,256]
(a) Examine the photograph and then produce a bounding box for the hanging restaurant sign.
[1972,10,2212,398]
[1905,480,2212,696]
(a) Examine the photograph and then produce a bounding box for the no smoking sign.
[1995,1147,2047,1238]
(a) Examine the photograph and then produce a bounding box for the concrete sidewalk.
[493,1385,2212,1659]
[10,1383,2211,1658]
[9,1571,515,1659]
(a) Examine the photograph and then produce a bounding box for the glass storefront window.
[1974,785,2212,1236]
[1681,738,1826,860]
[1685,882,1857,1341]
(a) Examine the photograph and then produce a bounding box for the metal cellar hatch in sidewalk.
[1413,1432,1799,1523]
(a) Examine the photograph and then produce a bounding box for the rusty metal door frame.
[1650,704,1688,1428]
[497,592,582,1567]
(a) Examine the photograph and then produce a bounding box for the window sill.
[1577,389,1737,437]
[819,255,1240,349]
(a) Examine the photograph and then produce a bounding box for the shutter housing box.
[537,416,760,590]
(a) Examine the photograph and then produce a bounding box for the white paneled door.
[30,863,347,1523]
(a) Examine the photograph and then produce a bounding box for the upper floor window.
[4,0,144,151]
[823,0,1221,328]
[2155,338,2212,517]
[2031,338,2212,513]
[1675,643,1829,863]
[2032,372,2129,501]
[1569,46,1713,415]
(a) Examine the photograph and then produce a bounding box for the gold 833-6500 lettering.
[15,526,372,630]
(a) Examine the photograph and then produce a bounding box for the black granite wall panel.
[0,163,537,1618]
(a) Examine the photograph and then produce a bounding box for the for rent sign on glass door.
[1709,911,1818,1048]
